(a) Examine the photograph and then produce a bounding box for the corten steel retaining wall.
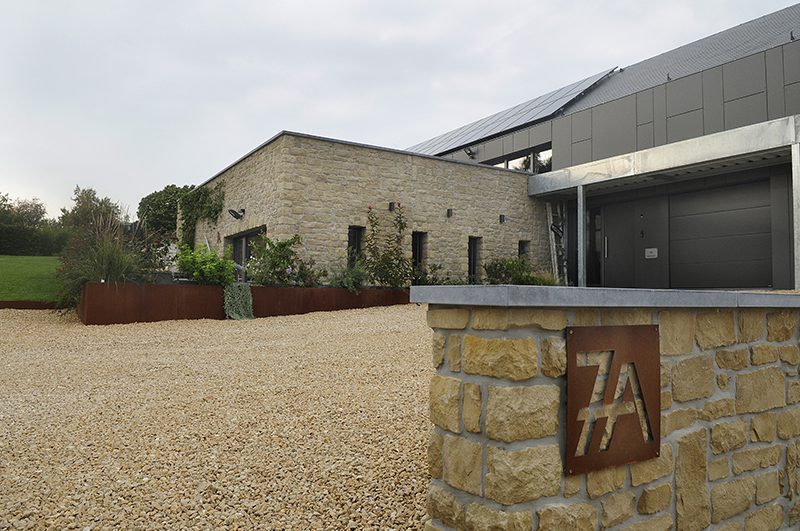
[77,282,409,325]
[412,285,800,530]
[0,300,56,309]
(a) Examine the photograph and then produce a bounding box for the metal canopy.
[406,68,615,156]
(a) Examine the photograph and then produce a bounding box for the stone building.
[193,4,800,288]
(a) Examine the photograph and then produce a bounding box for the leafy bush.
[363,203,412,288]
[483,256,559,286]
[247,234,325,287]
[176,245,236,286]
[328,254,368,292]
[56,212,141,308]
[224,282,254,320]
[412,262,466,286]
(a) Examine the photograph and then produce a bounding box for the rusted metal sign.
[566,325,660,475]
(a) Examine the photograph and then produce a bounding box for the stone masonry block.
[472,308,567,331]
[601,491,635,527]
[427,482,465,529]
[672,355,714,402]
[756,471,780,504]
[662,407,702,436]
[676,429,710,530]
[637,483,671,515]
[537,504,596,531]
[428,308,470,330]
[631,443,673,487]
[462,383,482,434]
[750,412,777,442]
[711,420,746,454]
[732,445,782,474]
[601,309,652,325]
[739,309,766,343]
[587,465,626,498]
[485,444,560,505]
[442,435,482,496]
[709,457,729,481]
[777,406,800,439]
[465,503,532,531]
[659,310,696,355]
[711,476,755,523]
[485,385,559,442]
[736,367,786,413]
[779,344,800,364]
[695,311,736,350]
[789,381,800,404]
[541,336,566,377]
[428,428,443,479]
[432,333,445,368]
[716,348,748,370]
[447,336,462,372]
[744,505,784,531]
[767,310,798,341]
[624,514,673,531]
[703,398,735,420]
[751,344,779,365]
[430,375,461,433]
[462,335,537,381]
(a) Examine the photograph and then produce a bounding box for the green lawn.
[0,255,60,301]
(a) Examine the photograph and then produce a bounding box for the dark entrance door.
[601,196,669,288]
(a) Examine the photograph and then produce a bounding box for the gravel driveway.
[0,304,433,529]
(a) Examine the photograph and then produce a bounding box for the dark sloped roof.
[563,3,800,115]
[408,3,800,157]
[406,68,615,156]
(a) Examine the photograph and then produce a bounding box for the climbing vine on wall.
[178,182,225,248]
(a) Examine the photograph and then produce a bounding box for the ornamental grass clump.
[483,256,559,286]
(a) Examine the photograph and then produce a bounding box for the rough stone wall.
[426,305,800,530]
[194,133,551,279]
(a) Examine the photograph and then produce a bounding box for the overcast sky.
[1,0,798,218]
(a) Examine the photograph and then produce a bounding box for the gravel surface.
[0,304,433,530]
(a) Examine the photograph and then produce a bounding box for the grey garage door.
[669,179,772,288]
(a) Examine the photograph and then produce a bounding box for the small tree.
[363,202,412,288]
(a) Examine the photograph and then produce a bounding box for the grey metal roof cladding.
[407,3,800,157]
[406,68,615,156]
[562,3,800,115]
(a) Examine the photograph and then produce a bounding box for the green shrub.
[176,245,236,286]
[412,263,466,286]
[483,256,559,286]
[363,203,412,288]
[328,254,368,292]
[247,234,325,287]
[178,183,224,248]
[223,282,254,320]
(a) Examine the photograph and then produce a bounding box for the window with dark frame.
[468,236,481,284]
[347,225,365,268]
[412,231,427,270]
[481,142,551,174]
[518,240,530,258]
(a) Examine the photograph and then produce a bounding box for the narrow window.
[468,236,482,284]
[347,225,365,268]
[518,240,530,258]
[533,143,553,174]
[412,231,427,270]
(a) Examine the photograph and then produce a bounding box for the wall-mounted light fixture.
[499,214,506,224]
[446,208,454,218]
[464,147,475,159]
[228,208,245,220]
[389,202,396,212]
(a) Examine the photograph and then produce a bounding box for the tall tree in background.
[0,193,67,255]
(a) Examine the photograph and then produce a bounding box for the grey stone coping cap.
[410,285,800,309]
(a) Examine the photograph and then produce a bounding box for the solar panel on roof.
[407,68,615,156]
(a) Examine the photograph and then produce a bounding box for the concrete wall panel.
[723,52,767,101]
[724,92,768,130]
[766,46,786,119]
[529,122,551,149]
[785,82,800,115]
[591,95,637,160]
[571,110,592,142]
[666,73,703,116]
[653,85,667,146]
[636,89,653,125]
[552,117,572,170]
[702,66,724,134]
[667,109,704,143]
[571,139,592,165]
[637,122,654,150]
[784,40,800,85]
